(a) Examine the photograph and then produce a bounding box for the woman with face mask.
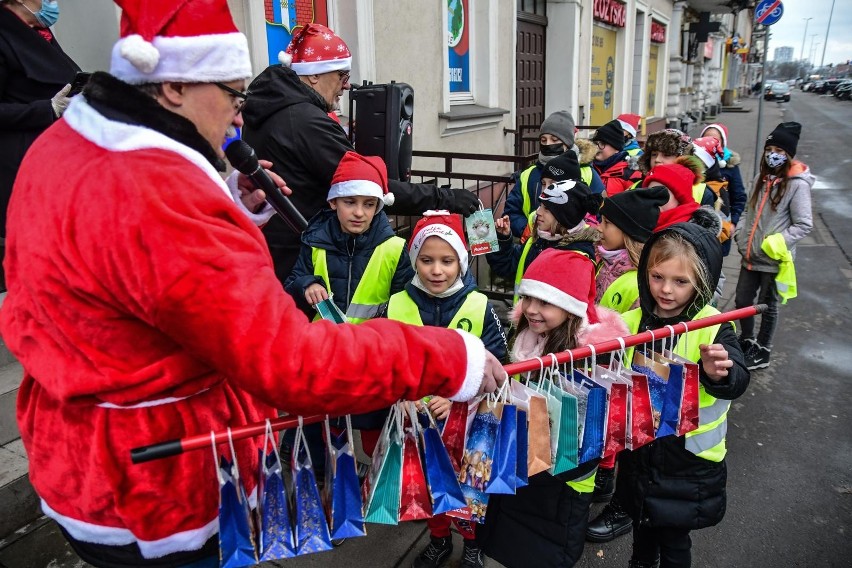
[734,122,813,371]
[1,0,79,288]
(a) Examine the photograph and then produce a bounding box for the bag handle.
[293,416,314,470]
[263,418,283,472]
[210,431,224,485]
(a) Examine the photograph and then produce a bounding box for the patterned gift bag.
[291,418,333,555]
[451,395,501,523]
[573,369,608,465]
[257,421,296,561]
[632,350,683,438]
[508,379,552,476]
[420,408,468,515]
[213,430,258,568]
[322,416,367,539]
[398,405,433,521]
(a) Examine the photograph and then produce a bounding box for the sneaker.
[592,466,616,503]
[628,559,660,568]
[738,336,756,353]
[460,541,485,568]
[585,499,632,542]
[745,343,771,370]
[413,536,453,568]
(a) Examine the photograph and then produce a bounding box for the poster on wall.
[647,44,659,117]
[590,25,617,126]
[448,0,470,93]
[264,0,329,65]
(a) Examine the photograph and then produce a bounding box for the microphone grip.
[247,167,308,233]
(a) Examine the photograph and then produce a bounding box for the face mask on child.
[764,151,787,169]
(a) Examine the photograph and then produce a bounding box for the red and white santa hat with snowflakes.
[408,211,470,275]
[617,113,642,139]
[516,249,599,325]
[109,0,252,85]
[328,151,394,210]
[691,136,725,170]
[278,23,352,75]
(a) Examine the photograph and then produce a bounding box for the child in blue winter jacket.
[285,151,413,321]
[386,211,507,568]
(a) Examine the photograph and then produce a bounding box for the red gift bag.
[398,405,433,521]
[441,401,474,473]
[595,366,629,459]
[660,351,701,436]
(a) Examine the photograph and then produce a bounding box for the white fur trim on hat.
[701,123,728,149]
[618,119,637,138]
[409,223,469,275]
[111,32,252,84]
[327,179,385,206]
[692,145,715,169]
[516,279,587,321]
[290,56,352,76]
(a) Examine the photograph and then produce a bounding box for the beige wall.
[52,0,119,72]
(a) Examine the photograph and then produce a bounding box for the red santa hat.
[109,0,252,85]
[328,151,394,209]
[278,23,352,75]
[408,211,470,275]
[691,136,725,170]
[700,123,729,149]
[517,249,599,325]
[617,113,642,138]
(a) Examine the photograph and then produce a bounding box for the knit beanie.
[540,110,576,147]
[408,210,469,274]
[591,120,626,151]
[638,128,692,172]
[600,186,670,242]
[538,179,603,230]
[765,121,802,157]
[542,150,581,182]
[517,249,599,325]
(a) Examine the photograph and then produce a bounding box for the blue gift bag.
[213,431,257,568]
[292,419,333,555]
[486,403,517,495]
[323,416,367,539]
[631,350,684,438]
[573,370,607,465]
[514,409,529,488]
[420,413,467,515]
[257,421,296,561]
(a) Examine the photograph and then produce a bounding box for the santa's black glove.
[439,186,479,216]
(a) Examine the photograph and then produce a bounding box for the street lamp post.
[800,17,813,62]
[809,33,819,67]
[820,0,835,68]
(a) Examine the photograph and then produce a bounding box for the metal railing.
[386,150,536,301]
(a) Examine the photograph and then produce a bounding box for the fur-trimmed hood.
[724,149,741,168]
[577,305,630,346]
[575,138,598,165]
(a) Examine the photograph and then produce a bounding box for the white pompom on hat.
[277,23,352,75]
[110,0,252,85]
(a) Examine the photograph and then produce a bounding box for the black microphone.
[225,140,308,233]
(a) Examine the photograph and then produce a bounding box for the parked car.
[801,81,813,92]
[763,80,777,94]
[765,81,791,102]
[810,80,825,93]
[814,79,842,94]
[835,81,852,100]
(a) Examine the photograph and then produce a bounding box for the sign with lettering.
[590,24,617,125]
[647,44,659,116]
[650,21,666,43]
[448,0,471,93]
[594,0,627,28]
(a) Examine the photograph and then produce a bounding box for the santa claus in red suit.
[0,0,503,565]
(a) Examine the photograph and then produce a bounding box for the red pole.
[130,305,763,463]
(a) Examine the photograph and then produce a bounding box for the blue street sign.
[755,0,784,26]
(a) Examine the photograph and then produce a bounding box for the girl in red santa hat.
[478,248,629,568]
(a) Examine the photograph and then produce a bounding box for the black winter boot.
[460,540,485,568]
[592,466,616,503]
[413,536,453,568]
[628,558,660,568]
[586,498,632,542]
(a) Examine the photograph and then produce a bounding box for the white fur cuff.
[226,171,275,226]
[448,330,486,402]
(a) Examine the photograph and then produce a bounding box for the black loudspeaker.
[350,82,414,182]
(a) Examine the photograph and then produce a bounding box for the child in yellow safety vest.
[477,248,629,567]
[600,223,749,568]
[734,122,813,371]
[386,211,507,568]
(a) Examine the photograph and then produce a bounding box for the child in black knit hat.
[734,121,814,371]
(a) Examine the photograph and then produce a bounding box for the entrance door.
[516,18,546,156]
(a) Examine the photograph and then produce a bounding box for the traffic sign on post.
[755,0,784,26]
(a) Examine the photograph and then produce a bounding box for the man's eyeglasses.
[337,70,351,84]
[214,82,248,113]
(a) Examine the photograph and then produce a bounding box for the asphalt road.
[577,92,852,568]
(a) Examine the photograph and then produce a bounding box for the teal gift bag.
[362,404,404,525]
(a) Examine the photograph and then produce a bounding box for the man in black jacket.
[242,23,479,282]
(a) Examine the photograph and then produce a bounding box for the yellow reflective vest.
[386,289,488,336]
[599,270,639,314]
[622,304,731,462]
[312,236,406,323]
[761,233,797,303]
[520,163,595,221]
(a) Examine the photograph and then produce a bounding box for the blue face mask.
[23,0,60,29]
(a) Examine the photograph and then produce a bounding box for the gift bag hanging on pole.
[257,421,296,561]
[625,370,656,450]
[631,348,683,438]
[292,417,333,555]
[508,378,551,476]
[398,404,433,521]
[441,400,473,473]
[486,381,518,495]
[322,416,367,540]
[552,357,579,476]
[531,365,563,476]
[573,361,608,465]
[514,408,529,488]
[661,328,701,436]
[363,404,404,525]
[452,394,501,523]
[420,405,468,515]
[594,365,629,459]
[213,430,258,568]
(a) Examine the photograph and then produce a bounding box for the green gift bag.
[362,404,404,525]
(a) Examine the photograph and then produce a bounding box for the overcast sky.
[762,0,850,66]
